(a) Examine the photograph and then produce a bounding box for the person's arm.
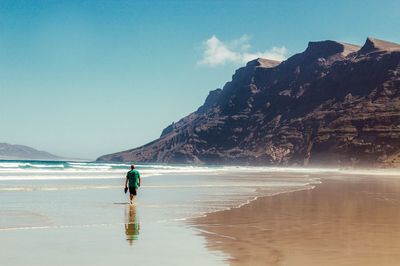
[138,172,141,187]
[125,173,128,188]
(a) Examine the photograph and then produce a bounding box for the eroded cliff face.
[97,37,400,167]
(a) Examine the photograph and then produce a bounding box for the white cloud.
[198,35,288,67]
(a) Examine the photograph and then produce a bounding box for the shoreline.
[192,175,400,265]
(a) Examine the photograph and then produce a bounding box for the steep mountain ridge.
[97,37,400,167]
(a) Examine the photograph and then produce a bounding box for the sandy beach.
[0,161,317,266]
[194,175,400,265]
[2,161,400,266]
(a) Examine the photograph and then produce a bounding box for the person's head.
[131,165,135,170]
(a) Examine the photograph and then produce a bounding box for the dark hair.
[130,165,135,169]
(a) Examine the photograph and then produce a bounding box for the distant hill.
[0,143,62,160]
[97,37,400,168]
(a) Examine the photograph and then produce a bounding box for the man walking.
[125,165,141,205]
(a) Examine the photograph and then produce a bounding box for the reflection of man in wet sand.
[125,205,140,245]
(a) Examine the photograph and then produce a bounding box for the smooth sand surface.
[194,176,400,265]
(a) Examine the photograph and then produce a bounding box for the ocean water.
[0,160,321,222]
[0,160,321,265]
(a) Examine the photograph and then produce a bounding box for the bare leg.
[130,194,135,205]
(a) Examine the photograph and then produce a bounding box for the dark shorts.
[129,187,137,195]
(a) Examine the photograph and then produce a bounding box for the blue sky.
[1,0,399,159]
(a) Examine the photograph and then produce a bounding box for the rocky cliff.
[97,37,400,167]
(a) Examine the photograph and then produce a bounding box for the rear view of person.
[125,165,141,205]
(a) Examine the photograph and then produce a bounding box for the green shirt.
[126,169,140,188]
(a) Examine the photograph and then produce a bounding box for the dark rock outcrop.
[97,38,400,167]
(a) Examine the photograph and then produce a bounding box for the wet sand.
[194,175,400,265]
